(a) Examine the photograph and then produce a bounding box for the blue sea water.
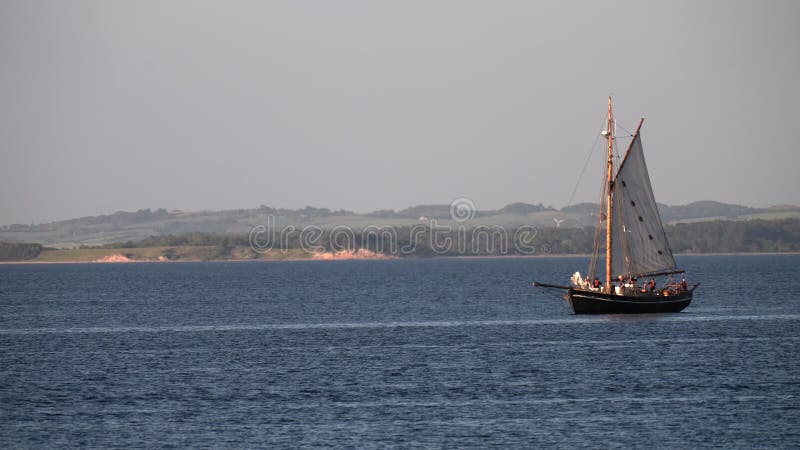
[1,254,799,448]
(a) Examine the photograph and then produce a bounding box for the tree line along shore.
[2,218,799,262]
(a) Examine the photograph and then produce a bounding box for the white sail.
[610,133,676,277]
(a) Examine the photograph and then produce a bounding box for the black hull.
[567,288,694,314]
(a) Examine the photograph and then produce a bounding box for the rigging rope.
[563,118,607,211]
[615,121,634,137]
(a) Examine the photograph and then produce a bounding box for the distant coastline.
[3,212,800,263]
[2,250,799,265]
[3,200,799,250]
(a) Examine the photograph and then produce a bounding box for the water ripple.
[2,314,799,335]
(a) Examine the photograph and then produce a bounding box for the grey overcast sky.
[1,0,798,224]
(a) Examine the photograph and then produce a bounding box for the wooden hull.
[567,287,694,314]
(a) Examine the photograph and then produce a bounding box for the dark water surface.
[1,255,799,448]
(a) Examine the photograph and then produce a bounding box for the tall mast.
[605,96,614,292]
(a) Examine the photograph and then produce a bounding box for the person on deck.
[648,279,656,292]
[593,278,602,290]
[680,278,688,292]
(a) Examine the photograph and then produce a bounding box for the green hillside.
[1,201,798,248]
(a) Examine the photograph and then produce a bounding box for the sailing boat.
[534,97,699,314]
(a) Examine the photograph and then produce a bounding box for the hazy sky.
[1,0,798,224]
